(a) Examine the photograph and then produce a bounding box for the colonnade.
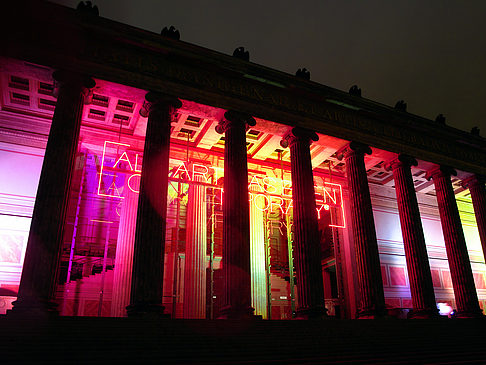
[10,71,486,319]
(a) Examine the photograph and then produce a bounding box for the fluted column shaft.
[388,155,438,318]
[127,92,181,317]
[429,167,483,318]
[183,174,208,319]
[344,142,386,318]
[111,188,138,317]
[283,127,326,318]
[463,175,486,263]
[11,71,94,316]
[249,186,268,319]
[217,111,255,318]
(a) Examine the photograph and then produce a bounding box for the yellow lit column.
[111,188,138,317]
[249,187,268,319]
[183,175,208,318]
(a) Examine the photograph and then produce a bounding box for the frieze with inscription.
[70,25,486,173]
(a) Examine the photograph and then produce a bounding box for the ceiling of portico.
[0,59,471,196]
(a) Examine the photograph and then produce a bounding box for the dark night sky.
[53,0,486,135]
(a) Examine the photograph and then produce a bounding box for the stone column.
[428,166,483,318]
[462,174,486,263]
[111,188,138,317]
[249,186,268,319]
[126,92,181,317]
[215,110,255,318]
[183,174,208,319]
[11,71,94,316]
[281,127,326,319]
[387,155,438,318]
[343,142,386,318]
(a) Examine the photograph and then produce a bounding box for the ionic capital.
[384,154,418,172]
[337,141,372,160]
[52,70,95,99]
[425,165,457,181]
[280,127,318,148]
[461,174,486,189]
[215,110,256,134]
[140,91,182,117]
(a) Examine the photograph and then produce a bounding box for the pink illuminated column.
[126,92,181,317]
[111,188,138,317]
[387,155,438,318]
[428,166,483,318]
[344,142,386,318]
[281,127,326,319]
[183,174,208,319]
[462,174,486,263]
[216,110,255,318]
[11,71,94,316]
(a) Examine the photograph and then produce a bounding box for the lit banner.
[98,141,345,228]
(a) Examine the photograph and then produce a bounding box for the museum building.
[1,1,486,320]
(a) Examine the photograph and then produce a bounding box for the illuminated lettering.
[248,175,264,192]
[282,220,292,234]
[98,140,346,228]
[127,173,140,193]
[267,220,285,236]
[262,176,278,194]
[172,161,190,180]
[282,180,292,197]
[134,154,142,172]
[192,164,209,182]
[113,151,134,171]
[252,193,270,211]
[323,186,337,205]
[212,166,224,183]
[270,196,285,214]
[106,181,123,198]
[285,200,293,215]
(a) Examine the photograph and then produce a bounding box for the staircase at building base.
[55,268,114,316]
[1,317,485,364]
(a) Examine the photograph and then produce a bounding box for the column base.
[126,303,169,318]
[217,306,257,319]
[8,298,59,318]
[407,308,440,319]
[454,309,484,319]
[357,307,388,319]
[295,306,328,320]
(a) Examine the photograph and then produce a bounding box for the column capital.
[462,174,486,189]
[140,91,182,117]
[384,154,418,171]
[338,141,372,160]
[280,127,318,148]
[52,70,95,100]
[53,70,95,88]
[425,165,457,181]
[215,110,256,134]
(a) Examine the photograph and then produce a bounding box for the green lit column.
[249,186,268,319]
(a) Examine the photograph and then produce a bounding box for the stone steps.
[1,317,485,364]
